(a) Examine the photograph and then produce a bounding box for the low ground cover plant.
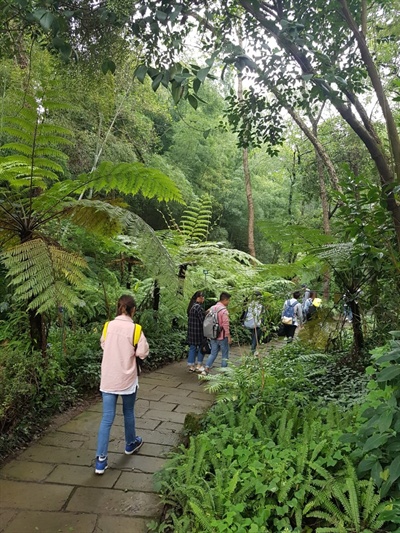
[151,340,397,532]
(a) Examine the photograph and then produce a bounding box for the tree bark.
[237,62,256,257]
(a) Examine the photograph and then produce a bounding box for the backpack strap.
[133,324,142,347]
[102,321,109,338]
[102,321,142,347]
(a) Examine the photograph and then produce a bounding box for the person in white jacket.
[243,291,264,353]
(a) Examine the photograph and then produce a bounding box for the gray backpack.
[203,306,223,339]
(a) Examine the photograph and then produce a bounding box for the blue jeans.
[187,344,204,365]
[96,391,137,458]
[205,338,229,369]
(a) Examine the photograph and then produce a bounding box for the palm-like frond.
[77,161,183,203]
[2,239,87,313]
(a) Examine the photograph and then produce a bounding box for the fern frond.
[188,500,214,532]
[78,161,183,203]
[2,239,87,314]
[180,195,213,242]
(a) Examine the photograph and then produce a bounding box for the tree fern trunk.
[29,310,46,356]
[350,299,364,364]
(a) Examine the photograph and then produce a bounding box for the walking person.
[243,290,264,354]
[186,290,206,373]
[281,291,303,343]
[202,292,231,374]
[95,294,149,474]
[303,290,317,322]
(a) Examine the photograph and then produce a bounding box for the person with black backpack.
[281,291,303,343]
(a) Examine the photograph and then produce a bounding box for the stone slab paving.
[0,345,252,533]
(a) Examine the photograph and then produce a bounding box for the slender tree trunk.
[242,147,256,256]
[29,310,46,356]
[153,280,160,313]
[310,117,331,299]
[237,37,256,257]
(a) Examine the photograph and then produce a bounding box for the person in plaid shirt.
[186,291,206,372]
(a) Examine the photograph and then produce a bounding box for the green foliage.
[152,399,368,532]
[344,332,400,500]
[305,463,388,532]
[0,325,101,460]
[179,195,213,242]
[202,345,369,411]
[2,239,87,314]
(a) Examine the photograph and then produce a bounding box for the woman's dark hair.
[293,291,301,299]
[117,294,136,316]
[187,291,204,316]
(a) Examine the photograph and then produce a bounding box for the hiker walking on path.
[281,291,303,343]
[186,290,206,373]
[243,290,264,354]
[95,294,149,474]
[202,292,231,374]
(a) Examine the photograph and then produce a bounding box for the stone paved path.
[0,345,254,533]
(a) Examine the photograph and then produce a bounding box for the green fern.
[2,239,87,313]
[306,464,387,532]
[180,195,213,242]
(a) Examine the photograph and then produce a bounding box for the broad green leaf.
[134,65,148,83]
[101,59,116,75]
[151,73,163,91]
[197,67,210,82]
[363,434,389,453]
[377,365,400,382]
[188,94,198,110]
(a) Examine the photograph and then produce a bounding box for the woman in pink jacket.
[95,294,149,474]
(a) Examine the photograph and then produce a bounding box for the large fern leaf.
[2,239,87,313]
[77,161,184,203]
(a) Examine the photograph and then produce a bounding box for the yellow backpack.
[102,322,142,347]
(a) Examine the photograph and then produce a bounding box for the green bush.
[343,331,400,504]
[152,401,387,532]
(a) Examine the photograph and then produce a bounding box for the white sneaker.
[196,365,205,373]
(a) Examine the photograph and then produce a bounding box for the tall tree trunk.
[310,116,331,300]
[237,37,256,258]
[350,298,364,364]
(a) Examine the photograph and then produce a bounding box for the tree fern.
[1,90,185,348]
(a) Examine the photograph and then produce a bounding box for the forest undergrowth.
[149,333,400,533]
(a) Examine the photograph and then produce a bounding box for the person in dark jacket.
[186,291,206,372]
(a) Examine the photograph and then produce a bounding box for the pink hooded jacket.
[100,315,149,392]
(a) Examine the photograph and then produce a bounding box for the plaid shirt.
[187,303,206,345]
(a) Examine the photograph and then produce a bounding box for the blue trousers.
[187,344,204,365]
[96,391,137,458]
[205,338,229,369]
